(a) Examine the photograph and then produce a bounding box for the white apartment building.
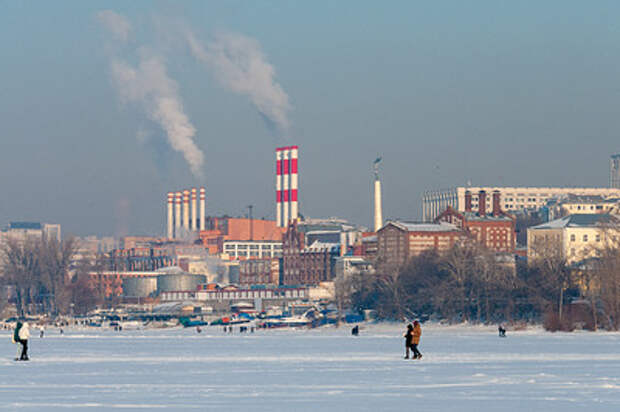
[527,214,620,264]
[423,187,620,222]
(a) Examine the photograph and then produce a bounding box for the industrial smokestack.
[478,190,487,216]
[174,191,182,238]
[167,192,174,239]
[465,190,472,212]
[282,147,290,227]
[373,157,383,232]
[183,190,190,230]
[290,145,299,223]
[199,187,206,231]
[276,148,283,227]
[191,188,197,231]
[492,190,501,217]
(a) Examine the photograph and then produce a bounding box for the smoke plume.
[186,31,291,134]
[96,10,131,43]
[97,11,205,179]
[110,55,205,178]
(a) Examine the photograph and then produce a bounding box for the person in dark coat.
[403,324,414,359]
[498,324,506,337]
[411,321,422,359]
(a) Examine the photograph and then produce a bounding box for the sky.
[1,1,620,237]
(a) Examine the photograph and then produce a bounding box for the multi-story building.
[199,217,286,255]
[376,221,463,267]
[223,240,282,260]
[611,154,620,189]
[423,187,620,222]
[0,221,61,244]
[527,214,620,263]
[239,258,280,286]
[545,195,620,221]
[435,190,516,253]
[334,256,375,278]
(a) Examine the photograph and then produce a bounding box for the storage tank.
[157,273,207,293]
[122,277,158,298]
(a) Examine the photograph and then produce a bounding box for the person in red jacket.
[411,321,422,360]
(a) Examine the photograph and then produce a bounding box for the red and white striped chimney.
[276,148,283,227]
[290,145,299,224]
[282,148,290,226]
[191,188,197,231]
[167,192,174,239]
[199,187,206,231]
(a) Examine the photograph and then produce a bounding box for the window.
[570,248,575,255]
[570,234,575,242]
[596,234,601,242]
[583,234,588,242]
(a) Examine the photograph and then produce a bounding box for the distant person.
[411,320,422,360]
[498,324,506,337]
[18,321,30,361]
[40,326,45,338]
[196,326,202,333]
[351,325,359,336]
[403,324,414,359]
[12,321,23,361]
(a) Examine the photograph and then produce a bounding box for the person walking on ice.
[411,320,422,360]
[18,321,30,361]
[403,324,414,359]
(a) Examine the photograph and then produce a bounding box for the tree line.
[348,238,620,331]
[0,237,98,316]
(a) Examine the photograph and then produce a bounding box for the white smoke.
[97,11,205,179]
[110,55,205,178]
[96,10,131,43]
[186,31,291,133]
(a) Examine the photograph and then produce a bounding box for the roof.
[387,221,460,232]
[8,222,42,230]
[304,241,340,252]
[530,214,620,230]
[461,211,513,222]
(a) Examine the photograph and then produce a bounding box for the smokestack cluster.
[276,146,299,227]
[167,187,206,239]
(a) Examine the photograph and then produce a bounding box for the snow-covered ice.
[2,323,620,411]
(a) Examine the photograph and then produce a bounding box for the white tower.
[373,157,383,232]
[167,192,174,239]
[191,188,197,231]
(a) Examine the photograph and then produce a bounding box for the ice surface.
[2,323,620,411]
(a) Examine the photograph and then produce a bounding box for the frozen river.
[2,323,620,411]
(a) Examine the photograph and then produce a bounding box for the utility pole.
[248,205,254,240]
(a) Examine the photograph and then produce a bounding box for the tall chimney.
[276,148,283,227]
[282,148,290,227]
[183,189,190,230]
[465,190,472,212]
[191,188,197,231]
[174,191,182,238]
[478,190,487,216]
[167,192,174,239]
[290,145,299,223]
[199,187,206,231]
[492,190,501,217]
[373,158,383,232]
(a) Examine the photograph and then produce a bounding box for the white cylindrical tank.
[167,192,174,239]
[199,187,206,231]
[191,188,197,231]
[290,145,298,223]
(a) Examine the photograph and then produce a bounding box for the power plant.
[167,187,206,239]
[276,145,299,227]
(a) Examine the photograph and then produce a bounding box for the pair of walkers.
[404,321,422,360]
[12,321,30,361]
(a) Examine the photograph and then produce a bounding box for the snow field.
[1,324,620,411]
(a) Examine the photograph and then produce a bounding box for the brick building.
[435,190,516,253]
[282,222,340,285]
[239,258,280,286]
[376,221,463,267]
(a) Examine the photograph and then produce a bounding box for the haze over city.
[2,1,620,236]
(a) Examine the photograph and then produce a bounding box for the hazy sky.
[2,1,620,237]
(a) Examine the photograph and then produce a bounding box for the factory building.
[199,217,285,256]
[166,187,206,239]
[423,187,620,222]
[239,258,280,286]
[276,146,299,227]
